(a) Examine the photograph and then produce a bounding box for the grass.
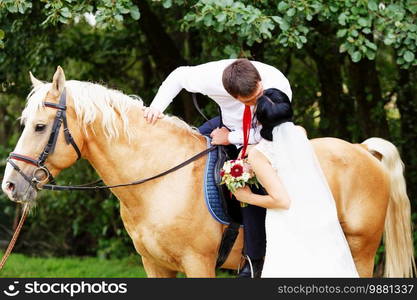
[0,253,235,278]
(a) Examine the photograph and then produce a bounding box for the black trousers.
[199,117,267,260]
[242,186,267,259]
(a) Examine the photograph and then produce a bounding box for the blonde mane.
[22,80,199,141]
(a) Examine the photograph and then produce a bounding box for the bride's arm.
[232,149,291,209]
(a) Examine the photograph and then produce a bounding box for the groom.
[144,58,292,277]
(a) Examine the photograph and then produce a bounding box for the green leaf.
[278,1,289,12]
[366,50,376,60]
[338,13,347,26]
[404,51,415,62]
[203,15,213,27]
[337,29,347,38]
[7,5,18,13]
[271,16,281,23]
[368,0,378,11]
[365,40,377,50]
[130,6,140,20]
[362,28,371,34]
[358,18,368,27]
[329,5,338,13]
[352,51,362,62]
[0,30,4,40]
[409,24,417,32]
[59,16,69,24]
[408,0,417,13]
[163,0,172,9]
[216,12,227,23]
[339,43,348,53]
[119,7,130,14]
[61,7,72,18]
[287,8,296,17]
[114,14,123,22]
[279,19,290,31]
[383,33,396,45]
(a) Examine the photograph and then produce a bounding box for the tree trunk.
[306,24,353,140]
[134,0,194,122]
[348,58,390,140]
[396,67,417,207]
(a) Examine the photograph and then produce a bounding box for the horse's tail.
[362,137,416,277]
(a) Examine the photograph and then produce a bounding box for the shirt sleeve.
[228,127,262,145]
[150,66,194,112]
[150,61,229,112]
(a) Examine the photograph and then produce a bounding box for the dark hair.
[255,88,293,141]
[222,59,261,98]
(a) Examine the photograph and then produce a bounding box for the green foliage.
[0,0,32,14]
[174,0,417,66]
[182,0,275,50]
[0,0,140,28]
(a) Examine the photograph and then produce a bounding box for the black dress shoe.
[237,257,264,278]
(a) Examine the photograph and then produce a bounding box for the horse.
[2,66,415,278]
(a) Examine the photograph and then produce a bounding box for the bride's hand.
[232,186,252,203]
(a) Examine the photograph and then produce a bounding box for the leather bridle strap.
[7,88,80,188]
[40,89,81,163]
[42,145,217,191]
[7,153,39,167]
[7,159,38,189]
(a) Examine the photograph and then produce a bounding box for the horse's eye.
[35,124,46,132]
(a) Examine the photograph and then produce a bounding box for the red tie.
[241,105,252,158]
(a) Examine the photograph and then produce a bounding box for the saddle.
[212,144,243,268]
[213,145,242,224]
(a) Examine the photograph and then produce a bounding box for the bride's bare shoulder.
[248,146,269,164]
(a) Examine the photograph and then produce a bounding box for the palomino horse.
[2,67,415,277]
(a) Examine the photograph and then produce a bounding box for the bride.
[233,88,359,277]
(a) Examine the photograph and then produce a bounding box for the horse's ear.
[51,66,66,96]
[29,71,43,88]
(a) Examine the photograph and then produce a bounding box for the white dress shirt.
[150,59,292,146]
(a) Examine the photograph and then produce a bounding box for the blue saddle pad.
[203,136,231,225]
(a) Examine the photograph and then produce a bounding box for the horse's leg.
[182,254,216,278]
[142,257,177,278]
[345,233,382,277]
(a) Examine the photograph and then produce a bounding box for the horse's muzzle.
[2,170,37,203]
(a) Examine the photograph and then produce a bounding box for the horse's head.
[2,66,84,204]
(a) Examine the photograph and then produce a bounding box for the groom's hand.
[210,127,230,145]
[143,107,164,124]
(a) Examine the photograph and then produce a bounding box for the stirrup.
[237,255,255,278]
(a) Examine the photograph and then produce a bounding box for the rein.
[0,204,29,270]
[42,146,216,191]
[7,89,217,192]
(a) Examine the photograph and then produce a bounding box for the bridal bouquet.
[220,158,259,194]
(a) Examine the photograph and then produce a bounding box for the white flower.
[223,164,231,173]
[242,172,250,181]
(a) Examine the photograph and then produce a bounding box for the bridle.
[6,89,217,192]
[7,88,81,190]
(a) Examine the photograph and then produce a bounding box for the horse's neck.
[82,112,206,208]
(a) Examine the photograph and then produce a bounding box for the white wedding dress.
[255,123,359,277]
